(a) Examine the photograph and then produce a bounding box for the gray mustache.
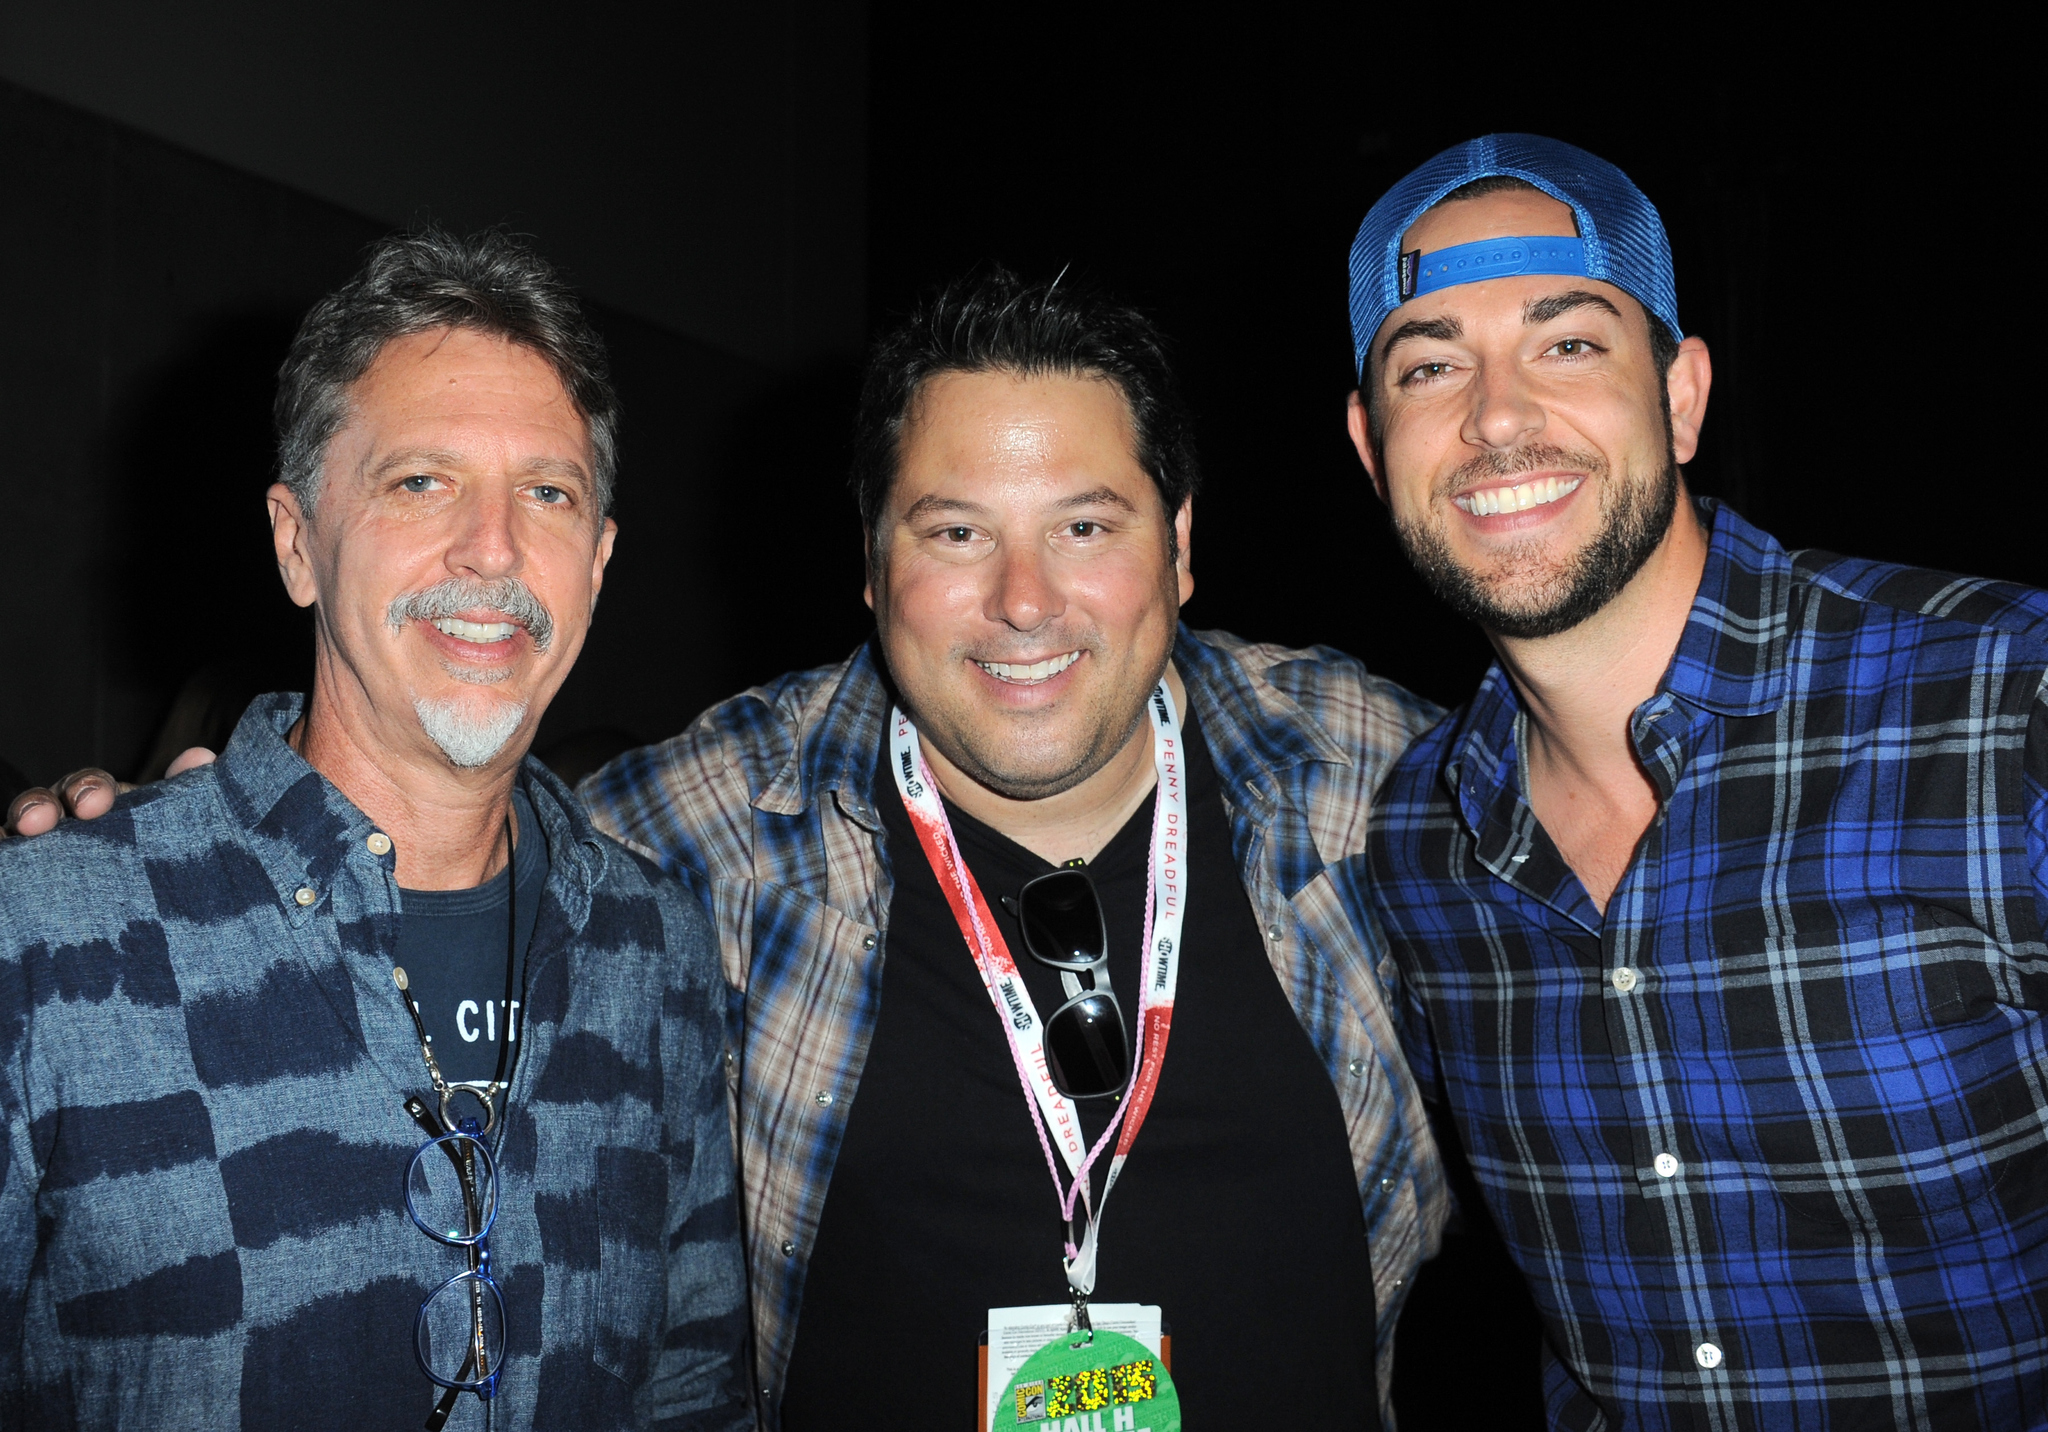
[387,577,556,653]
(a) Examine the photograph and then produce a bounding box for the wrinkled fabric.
[1368,501,2048,1430]
[0,695,752,1431]
[581,625,1448,1427]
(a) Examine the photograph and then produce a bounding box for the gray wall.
[0,80,873,788]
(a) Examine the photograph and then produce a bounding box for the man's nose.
[446,481,521,579]
[984,537,1061,631]
[1461,356,1546,451]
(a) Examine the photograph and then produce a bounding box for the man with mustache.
[0,231,750,1429]
[1351,135,2048,1427]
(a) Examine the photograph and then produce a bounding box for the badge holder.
[982,1303,1176,1432]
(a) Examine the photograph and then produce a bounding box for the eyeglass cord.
[392,811,522,1431]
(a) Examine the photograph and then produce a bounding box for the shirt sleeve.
[651,883,755,1432]
[0,907,45,1414]
[2025,673,2048,951]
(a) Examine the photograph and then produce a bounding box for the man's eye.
[532,485,566,505]
[1551,338,1600,358]
[1402,361,1454,385]
[400,474,439,493]
[1069,520,1099,538]
[943,526,974,543]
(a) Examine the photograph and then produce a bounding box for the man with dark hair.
[0,230,751,1429]
[582,266,1442,1428]
[1350,134,2048,1427]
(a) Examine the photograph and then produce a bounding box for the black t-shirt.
[394,787,546,1089]
[781,714,1379,1428]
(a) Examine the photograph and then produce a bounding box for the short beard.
[1393,438,1679,641]
[413,695,528,770]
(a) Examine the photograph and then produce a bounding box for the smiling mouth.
[1454,475,1582,516]
[431,617,521,644]
[975,651,1082,685]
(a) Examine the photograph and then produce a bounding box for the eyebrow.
[1522,289,1623,325]
[1377,289,1627,369]
[1053,486,1140,514]
[1378,315,1464,366]
[899,486,1141,524]
[899,493,988,524]
[366,447,590,485]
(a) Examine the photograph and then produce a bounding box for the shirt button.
[1695,1342,1722,1370]
[815,1091,835,1107]
[1654,1153,1680,1179]
[366,832,392,856]
[861,934,877,950]
[1379,1177,1396,1193]
[723,1049,736,1070]
[1267,924,1284,943]
[780,1240,796,1257]
[1347,1058,1367,1077]
[294,887,317,907]
[1611,966,1639,994]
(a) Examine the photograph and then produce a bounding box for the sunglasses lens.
[1019,871,1104,968]
[1045,991,1130,1098]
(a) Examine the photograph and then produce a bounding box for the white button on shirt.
[1695,1342,1723,1370]
[1611,967,1639,993]
[1654,1153,1680,1179]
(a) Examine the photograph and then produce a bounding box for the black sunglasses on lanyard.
[1003,867,1131,1100]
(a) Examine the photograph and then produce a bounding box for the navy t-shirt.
[394,787,547,1089]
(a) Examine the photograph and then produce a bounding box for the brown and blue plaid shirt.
[1366,501,2048,1430]
[582,626,1448,1426]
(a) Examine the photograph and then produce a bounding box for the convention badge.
[994,1327,1178,1432]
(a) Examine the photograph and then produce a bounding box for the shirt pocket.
[1722,907,2046,1243]
[592,1143,668,1386]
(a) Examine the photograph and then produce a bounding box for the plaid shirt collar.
[1442,499,1800,936]
[747,625,1355,876]
[214,691,612,926]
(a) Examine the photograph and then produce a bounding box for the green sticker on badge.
[995,1327,1179,1432]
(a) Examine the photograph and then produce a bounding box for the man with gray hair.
[0,230,751,1430]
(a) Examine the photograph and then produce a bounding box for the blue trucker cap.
[1347,133,1681,381]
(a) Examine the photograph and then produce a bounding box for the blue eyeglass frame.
[404,1116,507,1408]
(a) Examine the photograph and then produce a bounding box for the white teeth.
[432,617,519,643]
[1455,475,1582,516]
[976,650,1082,684]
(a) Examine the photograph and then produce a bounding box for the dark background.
[0,9,2034,1425]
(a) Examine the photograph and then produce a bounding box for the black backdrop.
[0,16,2038,1424]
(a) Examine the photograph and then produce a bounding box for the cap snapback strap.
[1399,235,1588,302]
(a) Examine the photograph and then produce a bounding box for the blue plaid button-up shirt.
[582,625,1448,1426]
[0,695,752,1430]
[1365,501,2048,1430]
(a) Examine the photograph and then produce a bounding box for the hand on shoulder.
[1,748,216,838]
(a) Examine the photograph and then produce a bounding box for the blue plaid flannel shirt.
[0,695,752,1431]
[1364,500,2048,1430]
[581,625,1448,1426]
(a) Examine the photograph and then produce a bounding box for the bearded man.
[0,231,750,1430]
[1352,134,2048,1429]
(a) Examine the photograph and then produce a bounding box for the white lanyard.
[888,681,1188,1296]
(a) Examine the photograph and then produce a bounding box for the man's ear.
[267,483,320,609]
[1665,335,1713,467]
[1172,499,1194,605]
[1345,390,1390,506]
[589,515,618,611]
[862,529,878,612]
